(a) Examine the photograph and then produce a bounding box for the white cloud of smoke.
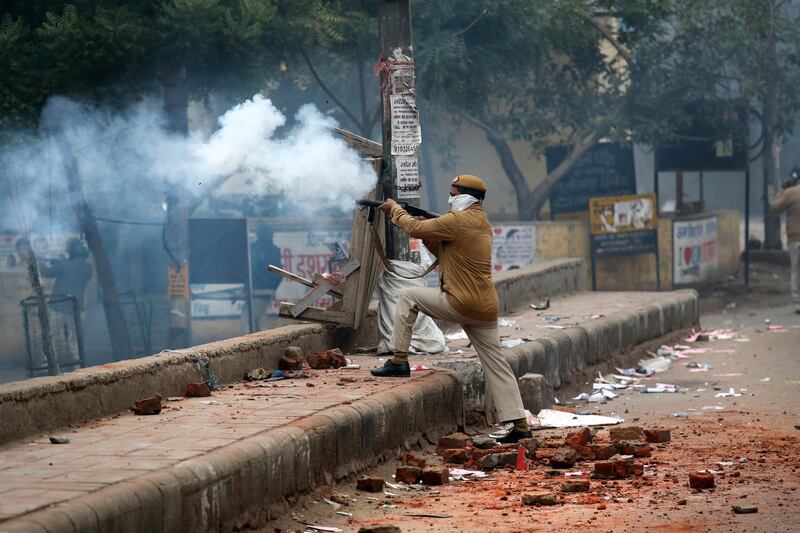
[1,94,377,233]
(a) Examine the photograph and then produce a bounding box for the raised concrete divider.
[425,290,699,422]
[0,371,464,533]
[0,258,584,446]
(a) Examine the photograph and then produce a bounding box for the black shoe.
[370,359,411,377]
[496,428,533,444]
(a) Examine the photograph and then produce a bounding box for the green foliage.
[0,16,39,131]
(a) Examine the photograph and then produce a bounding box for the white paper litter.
[715,388,741,398]
[588,392,605,403]
[449,468,488,480]
[501,338,525,348]
[639,356,671,373]
[530,409,623,429]
[573,393,590,401]
[446,330,468,340]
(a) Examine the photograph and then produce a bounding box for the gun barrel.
[357,199,383,208]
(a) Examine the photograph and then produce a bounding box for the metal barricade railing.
[21,294,85,377]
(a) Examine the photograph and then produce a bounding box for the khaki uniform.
[771,184,800,305]
[389,203,526,422]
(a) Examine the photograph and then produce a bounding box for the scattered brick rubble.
[308,348,348,369]
[131,395,161,415]
[356,425,676,512]
[184,382,211,397]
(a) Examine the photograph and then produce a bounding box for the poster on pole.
[673,216,717,286]
[390,94,421,155]
[491,225,536,272]
[395,156,420,199]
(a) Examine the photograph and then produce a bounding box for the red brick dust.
[263,413,799,533]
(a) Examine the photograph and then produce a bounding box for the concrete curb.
[1,371,464,533]
[434,290,699,421]
[0,258,584,446]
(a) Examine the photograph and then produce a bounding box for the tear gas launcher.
[357,199,440,219]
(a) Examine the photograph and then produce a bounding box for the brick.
[614,460,631,479]
[279,346,304,370]
[575,446,595,460]
[184,383,211,397]
[130,396,161,416]
[630,463,644,476]
[394,466,421,484]
[522,491,558,506]
[589,444,618,460]
[535,449,555,462]
[356,476,385,492]
[403,452,426,469]
[564,427,591,449]
[421,467,449,485]
[689,472,715,489]
[440,448,469,464]
[561,479,590,492]
[308,349,347,370]
[541,438,564,448]
[609,425,645,442]
[471,436,497,449]
[495,451,518,467]
[438,433,470,449]
[477,454,499,469]
[644,428,671,443]
[550,447,577,469]
[593,460,630,479]
[359,526,401,533]
[619,442,652,458]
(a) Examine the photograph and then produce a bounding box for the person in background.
[372,174,532,444]
[770,167,800,314]
[40,237,93,311]
[247,225,282,331]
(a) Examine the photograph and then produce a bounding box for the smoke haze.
[1,94,377,233]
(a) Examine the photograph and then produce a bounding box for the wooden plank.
[269,264,343,297]
[330,127,382,157]
[278,303,353,326]
[289,260,360,317]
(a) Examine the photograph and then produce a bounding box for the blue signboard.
[547,143,636,216]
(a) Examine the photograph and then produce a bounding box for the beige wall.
[523,209,741,291]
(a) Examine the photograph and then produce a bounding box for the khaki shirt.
[770,184,800,243]
[390,203,499,322]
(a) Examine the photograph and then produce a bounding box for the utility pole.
[163,62,192,348]
[53,133,133,361]
[378,0,422,262]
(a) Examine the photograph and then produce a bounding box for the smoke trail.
[1,93,377,233]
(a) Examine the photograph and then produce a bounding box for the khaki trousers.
[790,241,800,306]
[392,287,526,423]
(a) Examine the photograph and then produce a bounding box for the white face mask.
[448,194,480,212]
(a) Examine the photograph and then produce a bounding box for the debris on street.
[131,395,161,415]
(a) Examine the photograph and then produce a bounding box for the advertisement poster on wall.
[673,216,718,286]
[491,225,536,272]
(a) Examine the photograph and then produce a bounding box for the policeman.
[372,175,532,443]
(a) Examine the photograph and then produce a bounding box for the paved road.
[267,304,800,532]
